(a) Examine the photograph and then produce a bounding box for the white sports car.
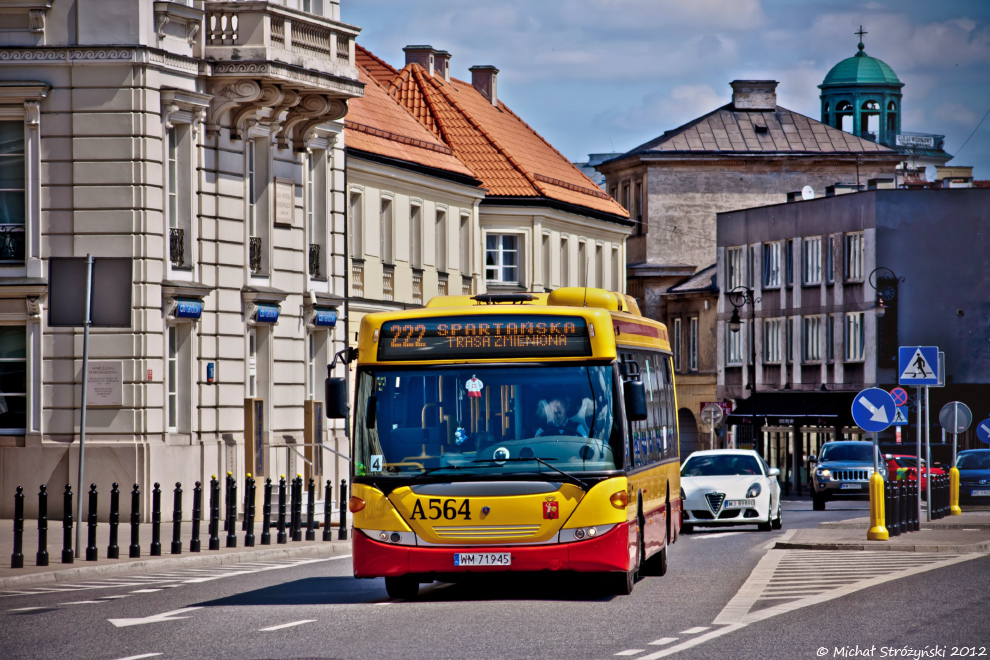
[680,449,782,533]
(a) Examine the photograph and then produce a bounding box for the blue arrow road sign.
[852,387,897,433]
[891,406,909,426]
[977,418,990,445]
[899,346,939,386]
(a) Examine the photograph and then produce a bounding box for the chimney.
[403,45,436,76]
[825,182,861,197]
[469,65,499,106]
[867,177,895,190]
[730,80,778,111]
[435,50,451,82]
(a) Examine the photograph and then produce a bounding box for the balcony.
[437,273,448,297]
[382,265,394,302]
[308,243,320,279]
[412,270,423,305]
[169,227,186,268]
[204,1,361,94]
[351,261,364,296]
[0,225,25,262]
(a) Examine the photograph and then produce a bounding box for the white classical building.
[0,0,362,518]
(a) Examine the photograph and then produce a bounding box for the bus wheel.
[607,569,635,596]
[385,575,419,600]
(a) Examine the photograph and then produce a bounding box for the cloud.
[932,101,979,126]
[603,84,726,132]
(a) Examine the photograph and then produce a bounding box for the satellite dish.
[801,185,815,201]
[924,165,938,182]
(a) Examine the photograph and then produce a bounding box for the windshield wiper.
[471,457,589,489]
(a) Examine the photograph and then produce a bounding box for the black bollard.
[889,480,899,537]
[261,478,272,546]
[190,481,202,553]
[10,486,24,569]
[223,472,232,531]
[62,485,74,564]
[277,476,287,544]
[911,481,920,532]
[150,482,162,556]
[37,485,49,566]
[939,475,946,518]
[129,484,141,558]
[322,480,333,542]
[306,477,316,541]
[208,475,220,551]
[900,481,907,535]
[225,478,237,548]
[338,479,348,541]
[107,483,119,559]
[290,476,302,542]
[85,484,99,561]
[242,473,249,532]
[245,476,256,547]
[171,482,183,554]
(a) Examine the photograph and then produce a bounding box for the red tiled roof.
[360,47,628,220]
[347,48,477,178]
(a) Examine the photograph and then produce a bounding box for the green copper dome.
[821,43,902,87]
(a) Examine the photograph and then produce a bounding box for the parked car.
[811,441,888,511]
[680,449,781,533]
[956,449,990,503]
[884,454,945,495]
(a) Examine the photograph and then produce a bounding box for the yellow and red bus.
[326,287,681,598]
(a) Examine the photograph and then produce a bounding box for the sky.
[342,0,990,178]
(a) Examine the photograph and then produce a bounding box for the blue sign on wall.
[175,299,203,319]
[255,304,279,323]
[314,309,338,327]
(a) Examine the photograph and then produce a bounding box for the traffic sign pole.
[925,386,931,522]
[915,386,922,527]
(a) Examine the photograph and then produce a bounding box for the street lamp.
[728,285,760,451]
[868,267,900,319]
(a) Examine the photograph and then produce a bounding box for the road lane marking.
[679,627,710,635]
[689,532,742,539]
[130,589,162,594]
[638,624,746,659]
[112,654,163,660]
[9,606,46,611]
[109,606,202,628]
[615,650,645,656]
[100,595,130,599]
[648,638,678,646]
[259,620,316,631]
[60,600,104,605]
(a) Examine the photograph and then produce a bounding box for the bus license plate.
[841,483,862,490]
[454,553,511,567]
[972,490,990,497]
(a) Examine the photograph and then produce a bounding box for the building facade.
[716,188,990,491]
[0,0,362,518]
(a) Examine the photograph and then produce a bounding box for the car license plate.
[453,553,511,567]
[725,499,756,508]
[841,483,862,490]
[972,490,990,497]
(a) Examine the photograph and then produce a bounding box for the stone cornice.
[211,61,363,98]
[0,80,49,103]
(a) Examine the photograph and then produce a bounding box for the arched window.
[835,101,852,112]
[886,101,897,133]
[887,101,897,111]
[823,102,830,126]
[835,101,853,132]
[862,100,880,110]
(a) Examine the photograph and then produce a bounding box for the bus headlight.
[559,524,613,543]
[610,491,629,509]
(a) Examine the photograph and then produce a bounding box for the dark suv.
[811,441,888,511]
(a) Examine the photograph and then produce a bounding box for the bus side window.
[647,354,662,464]
[661,357,677,460]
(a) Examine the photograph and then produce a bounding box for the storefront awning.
[725,391,856,428]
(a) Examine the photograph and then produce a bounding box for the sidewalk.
[0,519,352,589]
[774,511,990,553]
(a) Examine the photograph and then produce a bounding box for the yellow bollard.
[950,467,962,515]
[867,472,889,540]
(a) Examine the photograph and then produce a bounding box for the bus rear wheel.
[384,575,419,600]
[606,569,635,596]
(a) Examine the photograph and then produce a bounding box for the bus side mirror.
[325,377,348,418]
[624,379,648,422]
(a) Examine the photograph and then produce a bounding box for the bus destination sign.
[377,315,592,361]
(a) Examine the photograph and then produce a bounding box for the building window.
[786,317,793,363]
[764,318,782,364]
[560,236,570,286]
[803,237,822,285]
[307,149,327,279]
[748,246,755,288]
[634,181,643,236]
[166,125,192,269]
[0,325,26,433]
[609,185,617,200]
[762,242,781,289]
[307,333,317,400]
[485,234,519,283]
[0,121,26,262]
[380,197,393,264]
[786,240,794,286]
[410,203,422,269]
[247,329,257,398]
[826,313,835,362]
[458,212,470,275]
[541,233,550,289]
[803,315,822,362]
[349,191,363,257]
[435,209,447,272]
[727,246,745,289]
[578,241,587,287]
[246,137,270,275]
[168,326,178,432]
[825,235,834,284]
[726,322,743,366]
[611,246,620,290]
[621,183,630,211]
[845,232,864,281]
[845,311,865,361]
[594,244,603,288]
[689,317,698,371]
[247,139,256,239]
[672,318,682,372]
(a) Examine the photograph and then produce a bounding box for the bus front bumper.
[352,521,633,578]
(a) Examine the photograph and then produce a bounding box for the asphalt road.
[1,499,987,660]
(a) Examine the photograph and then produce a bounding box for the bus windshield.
[353,364,622,478]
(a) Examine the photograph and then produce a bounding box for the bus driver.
[536,396,590,438]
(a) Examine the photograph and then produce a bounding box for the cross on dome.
[856,25,868,53]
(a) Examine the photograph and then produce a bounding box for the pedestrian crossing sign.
[898,346,939,385]
[891,406,908,426]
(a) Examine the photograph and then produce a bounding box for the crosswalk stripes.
[0,557,333,599]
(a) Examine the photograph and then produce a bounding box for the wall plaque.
[87,361,123,407]
[274,177,295,227]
